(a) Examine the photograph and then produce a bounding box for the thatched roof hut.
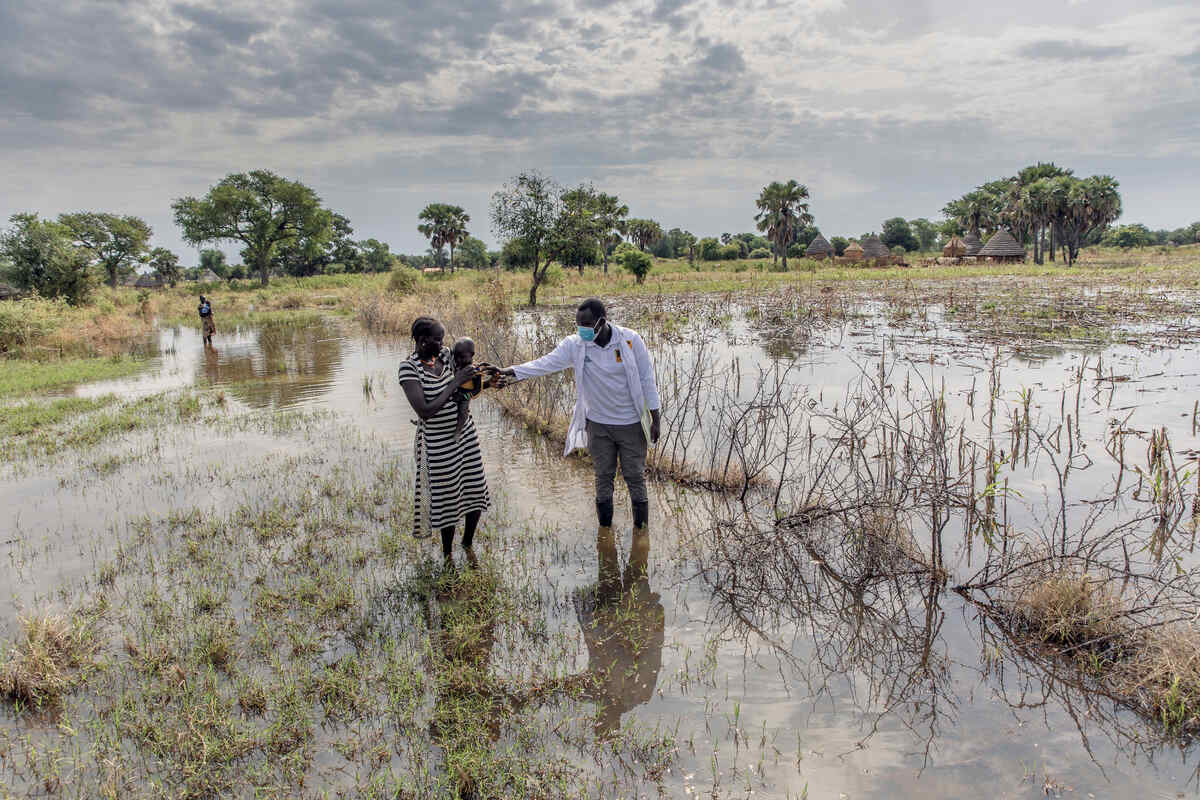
[843,241,864,261]
[861,235,890,260]
[197,269,222,283]
[805,234,833,259]
[134,273,165,289]
[978,230,1026,263]
[963,231,983,256]
[942,237,967,258]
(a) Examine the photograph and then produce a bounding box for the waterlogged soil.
[3,301,1200,798]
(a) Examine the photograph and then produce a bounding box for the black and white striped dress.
[398,349,490,535]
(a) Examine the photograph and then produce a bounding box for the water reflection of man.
[573,525,665,736]
[497,298,662,531]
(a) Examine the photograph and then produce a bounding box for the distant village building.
[843,241,864,261]
[962,231,984,256]
[978,230,1026,263]
[0,283,18,301]
[860,235,890,263]
[197,269,222,283]
[942,237,967,258]
[134,273,165,289]
[804,233,833,260]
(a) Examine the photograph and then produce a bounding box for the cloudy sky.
[2,0,1198,258]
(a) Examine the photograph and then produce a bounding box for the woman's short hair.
[411,316,440,340]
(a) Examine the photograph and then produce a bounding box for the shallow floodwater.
[5,308,1200,798]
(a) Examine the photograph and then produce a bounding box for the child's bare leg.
[455,398,468,441]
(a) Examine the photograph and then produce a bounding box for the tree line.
[3,165,1195,307]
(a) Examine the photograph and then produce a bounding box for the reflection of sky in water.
[11,310,1200,797]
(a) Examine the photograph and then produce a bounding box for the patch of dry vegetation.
[1008,569,1126,648]
[1,613,97,706]
[998,564,1200,732]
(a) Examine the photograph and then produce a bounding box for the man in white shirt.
[498,298,662,530]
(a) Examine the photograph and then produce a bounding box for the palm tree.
[754,180,812,271]
[418,204,470,272]
[594,193,628,274]
[627,219,663,252]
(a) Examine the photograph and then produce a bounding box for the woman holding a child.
[398,316,491,561]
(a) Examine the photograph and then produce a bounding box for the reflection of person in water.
[421,561,507,797]
[572,525,665,736]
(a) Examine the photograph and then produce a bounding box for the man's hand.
[649,409,662,444]
[485,365,517,388]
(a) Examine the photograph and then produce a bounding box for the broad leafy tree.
[666,228,697,266]
[58,212,152,288]
[558,185,601,274]
[909,218,939,252]
[490,171,562,306]
[1,213,94,304]
[698,237,721,260]
[880,218,919,252]
[418,204,470,272]
[148,247,181,287]
[172,171,332,287]
[272,212,355,276]
[199,248,228,277]
[456,236,490,269]
[619,248,653,284]
[358,239,394,272]
[754,180,813,270]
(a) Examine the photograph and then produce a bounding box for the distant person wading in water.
[498,298,662,531]
[399,317,492,561]
[198,295,216,347]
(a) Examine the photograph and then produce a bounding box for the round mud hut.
[805,233,833,260]
[978,230,1026,263]
[962,231,983,257]
[861,235,890,263]
[843,240,864,262]
[134,272,165,289]
[942,237,967,258]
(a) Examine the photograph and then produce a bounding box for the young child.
[451,337,490,441]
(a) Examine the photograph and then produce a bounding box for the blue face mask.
[578,318,603,342]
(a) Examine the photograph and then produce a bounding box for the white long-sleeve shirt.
[512,323,661,454]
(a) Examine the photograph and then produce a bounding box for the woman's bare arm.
[401,365,478,420]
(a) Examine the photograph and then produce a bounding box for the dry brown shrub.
[1008,569,1126,647]
[0,613,96,705]
[1116,625,1200,729]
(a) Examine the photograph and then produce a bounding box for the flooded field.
[3,283,1200,798]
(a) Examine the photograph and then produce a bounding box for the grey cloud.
[0,0,1196,257]
[1018,40,1131,61]
[650,0,699,32]
[172,3,266,44]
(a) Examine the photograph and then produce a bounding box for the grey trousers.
[586,420,648,504]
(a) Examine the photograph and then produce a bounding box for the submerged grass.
[0,395,114,439]
[5,391,208,461]
[0,355,146,399]
[1,414,677,797]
